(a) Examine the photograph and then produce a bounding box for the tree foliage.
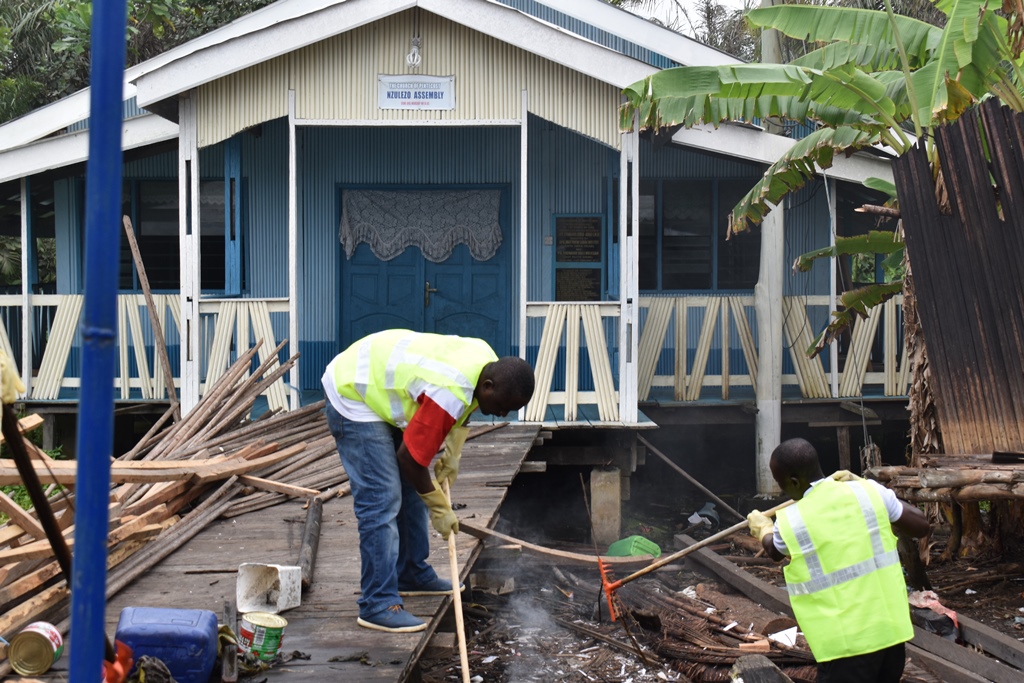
[621,0,1024,355]
[0,0,275,124]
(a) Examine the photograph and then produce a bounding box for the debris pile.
[422,559,946,683]
[0,341,341,677]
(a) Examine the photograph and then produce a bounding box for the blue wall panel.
[296,124,521,388]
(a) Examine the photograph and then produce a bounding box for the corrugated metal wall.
[295,123,521,387]
[66,96,149,133]
[197,9,620,149]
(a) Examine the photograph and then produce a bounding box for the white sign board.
[378,75,455,110]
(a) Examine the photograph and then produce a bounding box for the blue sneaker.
[356,605,426,633]
[398,576,465,596]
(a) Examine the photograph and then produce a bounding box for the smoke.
[504,594,562,682]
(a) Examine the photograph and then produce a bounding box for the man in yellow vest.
[747,438,930,682]
[322,329,535,633]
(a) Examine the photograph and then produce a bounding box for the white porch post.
[618,116,639,422]
[517,88,529,423]
[179,91,201,413]
[827,177,839,397]
[755,206,784,494]
[288,90,300,409]
[19,178,31,396]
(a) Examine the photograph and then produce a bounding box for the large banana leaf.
[913,0,991,120]
[748,5,941,70]
[621,63,896,131]
[726,126,882,234]
[808,281,905,357]
[793,230,903,272]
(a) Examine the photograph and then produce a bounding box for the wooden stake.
[123,215,180,418]
[443,480,471,683]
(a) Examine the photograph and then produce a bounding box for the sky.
[626,0,754,34]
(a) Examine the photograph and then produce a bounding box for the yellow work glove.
[0,351,25,405]
[419,481,459,540]
[434,426,469,489]
[832,470,863,482]
[747,509,774,541]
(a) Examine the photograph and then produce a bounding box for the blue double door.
[341,238,510,357]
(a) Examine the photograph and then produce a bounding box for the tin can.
[238,612,287,662]
[9,621,64,675]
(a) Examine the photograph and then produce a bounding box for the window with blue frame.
[117,179,239,292]
[637,178,762,291]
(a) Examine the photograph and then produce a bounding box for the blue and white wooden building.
[0,0,902,494]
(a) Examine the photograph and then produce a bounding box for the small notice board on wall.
[554,215,603,301]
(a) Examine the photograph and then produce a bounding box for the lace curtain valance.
[339,189,502,263]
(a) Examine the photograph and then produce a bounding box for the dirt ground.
[419,511,1024,683]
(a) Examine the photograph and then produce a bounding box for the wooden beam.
[459,520,655,567]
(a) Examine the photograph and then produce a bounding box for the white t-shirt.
[322,358,380,422]
[772,478,903,555]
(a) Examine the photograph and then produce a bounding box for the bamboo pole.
[443,480,471,683]
[123,216,180,417]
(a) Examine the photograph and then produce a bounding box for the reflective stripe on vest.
[333,330,495,428]
[783,482,900,597]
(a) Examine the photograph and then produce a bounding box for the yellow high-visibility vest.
[776,478,913,662]
[331,329,497,428]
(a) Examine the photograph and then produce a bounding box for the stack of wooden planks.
[0,341,344,675]
[869,453,1024,502]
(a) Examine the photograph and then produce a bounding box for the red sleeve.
[403,395,457,467]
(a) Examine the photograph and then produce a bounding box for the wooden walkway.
[7,424,540,683]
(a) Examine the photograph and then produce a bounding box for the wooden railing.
[0,294,291,412]
[524,301,620,423]
[637,294,910,401]
[522,294,910,422]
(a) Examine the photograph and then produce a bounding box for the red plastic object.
[101,640,133,683]
[598,558,620,622]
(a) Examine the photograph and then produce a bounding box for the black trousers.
[817,642,906,683]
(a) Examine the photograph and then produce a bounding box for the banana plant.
[620,0,1024,355]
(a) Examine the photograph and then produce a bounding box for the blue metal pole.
[70,0,127,679]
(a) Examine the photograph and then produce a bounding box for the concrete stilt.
[590,466,621,546]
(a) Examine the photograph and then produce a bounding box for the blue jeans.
[324,403,439,618]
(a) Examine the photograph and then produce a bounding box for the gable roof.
[132,0,673,113]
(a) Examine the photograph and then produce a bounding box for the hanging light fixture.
[406,35,421,69]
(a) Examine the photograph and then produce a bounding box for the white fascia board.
[671,123,894,185]
[422,0,655,88]
[0,115,179,185]
[136,0,415,108]
[0,83,138,154]
[530,0,742,67]
[0,0,356,150]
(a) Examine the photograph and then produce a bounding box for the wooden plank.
[459,520,655,567]
[564,304,580,422]
[674,298,688,400]
[637,298,672,401]
[238,475,319,498]
[910,627,1022,683]
[0,488,46,540]
[0,414,45,444]
[0,444,302,485]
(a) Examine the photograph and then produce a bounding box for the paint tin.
[238,612,287,661]
[8,621,64,675]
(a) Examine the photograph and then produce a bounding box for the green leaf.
[863,177,897,200]
[749,5,940,70]
[807,281,904,357]
[728,126,882,234]
[622,63,896,133]
[881,247,906,281]
[793,230,903,272]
